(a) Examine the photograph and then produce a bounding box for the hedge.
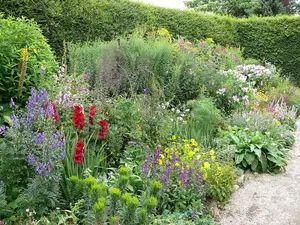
[1,0,300,84]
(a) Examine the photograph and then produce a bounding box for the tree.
[185,0,293,17]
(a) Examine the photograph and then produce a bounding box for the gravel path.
[217,120,300,225]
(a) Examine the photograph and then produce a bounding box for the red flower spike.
[98,120,108,128]
[97,119,109,140]
[74,140,84,165]
[89,105,96,125]
[52,103,59,124]
[72,105,85,131]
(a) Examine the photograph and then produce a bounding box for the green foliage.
[150,210,218,225]
[220,126,289,173]
[185,0,288,17]
[0,15,57,105]
[205,163,237,202]
[186,98,223,147]
[66,171,161,225]
[2,1,300,84]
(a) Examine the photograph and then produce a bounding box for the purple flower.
[27,154,35,166]
[108,171,115,177]
[58,151,66,160]
[34,132,46,145]
[0,126,6,135]
[49,132,65,149]
[144,88,150,95]
[179,165,190,187]
[9,98,15,108]
[152,147,161,167]
[160,164,173,186]
[11,114,20,129]
[45,104,54,118]
[82,74,89,79]
[142,148,152,177]
[128,141,137,146]
[40,67,47,74]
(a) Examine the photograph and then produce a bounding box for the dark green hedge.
[1,0,300,84]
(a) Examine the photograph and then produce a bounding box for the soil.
[217,120,300,225]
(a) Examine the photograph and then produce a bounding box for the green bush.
[0,15,57,106]
[2,1,300,83]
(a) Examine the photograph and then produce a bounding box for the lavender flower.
[49,132,65,149]
[27,154,35,166]
[0,126,6,135]
[82,74,89,79]
[45,104,54,118]
[34,132,46,145]
[58,151,66,160]
[11,114,20,129]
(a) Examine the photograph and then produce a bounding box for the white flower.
[216,88,226,95]
[242,95,249,105]
[241,87,249,92]
[176,109,180,114]
[177,116,183,121]
[232,96,240,102]
[171,108,175,112]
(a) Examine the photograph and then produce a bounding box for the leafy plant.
[220,126,289,173]
[0,15,57,106]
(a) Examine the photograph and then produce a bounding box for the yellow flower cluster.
[158,136,217,180]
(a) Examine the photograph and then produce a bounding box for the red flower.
[72,105,84,130]
[74,139,84,165]
[89,105,96,125]
[52,103,59,124]
[97,119,109,140]
[98,120,108,129]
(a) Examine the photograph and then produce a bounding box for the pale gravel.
[217,120,300,225]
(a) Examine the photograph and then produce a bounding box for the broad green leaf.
[254,148,261,158]
[245,152,255,165]
[251,158,259,171]
[235,153,244,164]
[242,160,248,168]
[230,133,240,144]
[261,153,268,172]
[250,144,255,152]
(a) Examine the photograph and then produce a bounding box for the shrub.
[0,15,57,106]
[173,97,223,147]
[219,126,289,173]
[2,1,300,84]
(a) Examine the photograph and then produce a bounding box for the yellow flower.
[175,162,180,167]
[203,162,210,169]
[210,150,215,156]
[178,180,182,185]
[158,159,163,166]
[191,138,198,146]
[159,154,165,160]
[188,151,195,158]
[211,156,216,161]
[277,121,281,125]
[164,148,170,154]
[203,173,208,180]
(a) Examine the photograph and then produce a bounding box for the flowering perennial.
[72,105,85,131]
[98,120,108,140]
[74,140,85,165]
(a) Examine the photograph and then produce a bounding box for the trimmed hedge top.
[1,0,300,84]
